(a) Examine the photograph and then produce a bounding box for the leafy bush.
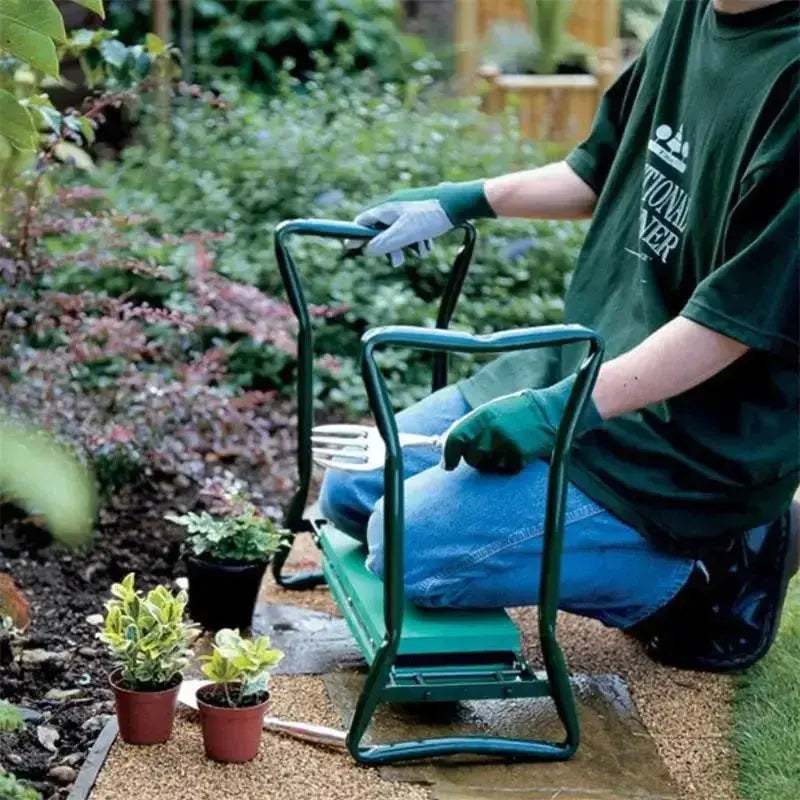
[1,177,303,496]
[0,771,40,800]
[101,69,586,413]
[0,0,178,167]
[99,573,197,690]
[200,628,283,707]
[107,0,429,91]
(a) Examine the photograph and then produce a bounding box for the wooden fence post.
[152,0,172,44]
[455,0,479,89]
[152,0,172,132]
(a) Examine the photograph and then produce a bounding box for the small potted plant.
[99,573,196,745]
[166,502,284,631]
[196,628,284,763]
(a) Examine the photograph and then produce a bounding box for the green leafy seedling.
[166,509,286,563]
[201,628,284,707]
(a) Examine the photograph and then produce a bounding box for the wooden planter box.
[456,0,621,143]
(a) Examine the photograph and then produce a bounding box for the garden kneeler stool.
[272,219,604,765]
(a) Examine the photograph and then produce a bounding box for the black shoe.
[628,503,799,673]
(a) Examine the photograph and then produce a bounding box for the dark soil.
[0,468,293,799]
[195,685,269,709]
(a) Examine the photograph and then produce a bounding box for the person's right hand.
[353,180,495,267]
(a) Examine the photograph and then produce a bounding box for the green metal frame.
[272,218,475,589]
[272,218,604,765]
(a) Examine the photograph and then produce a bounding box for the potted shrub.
[196,628,284,763]
[456,0,622,142]
[166,505,284,631]
[99,573,196,745]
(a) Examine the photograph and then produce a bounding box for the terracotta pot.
[109,668,180,745]
[196,684,268,763]
[184,554,267,631]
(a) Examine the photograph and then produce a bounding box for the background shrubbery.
[1,4,585,503]
[106,0,432,90]
[97,67,585,411]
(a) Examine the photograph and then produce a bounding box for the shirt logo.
[648,124,690,174]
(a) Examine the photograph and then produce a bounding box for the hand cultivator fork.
[311,424,447,472]
[272,218,603,765]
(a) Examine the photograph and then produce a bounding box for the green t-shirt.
[459,0,800,553]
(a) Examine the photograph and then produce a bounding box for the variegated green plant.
[201,628,284,708]
[98,573,197,690]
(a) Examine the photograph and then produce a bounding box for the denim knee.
[318,469,370,540]
[365,500,436,604]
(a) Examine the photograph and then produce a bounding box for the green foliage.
[165,510,284,563]
[73,0,105,18]
[201,628,284,707]
[101,70,585,413]
[91,441,143,497]
[99,573,197,690]
[0,0,66,79]
[0,7,180,232]
[620,0,667,44]
[0,700,23,732]
[733,577,800,800]
[0,771,41,800]
[61,27,181,90]
[107,0,429,91]
[0,421,96,547]
[485,0,592,76]
[0,1,145,159]
[524,0,575,74]
[0,0,71,151]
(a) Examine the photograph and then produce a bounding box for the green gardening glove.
[442,375,604,474]
[353,179,496,267]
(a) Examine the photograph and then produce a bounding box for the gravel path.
[92,532,737,800]
[91,678,430,800]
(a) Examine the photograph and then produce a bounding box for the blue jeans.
[319,386,694,629]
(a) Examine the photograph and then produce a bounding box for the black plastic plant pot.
[184,554,267,631]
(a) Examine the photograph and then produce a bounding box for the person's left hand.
[442,376,604,474]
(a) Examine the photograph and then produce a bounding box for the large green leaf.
[70,0,105,19]
[0,422,96,546]
[0,18,59,77]
[0,89,37,151]
[0,0,66,43]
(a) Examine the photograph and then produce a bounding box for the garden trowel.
[177,679,347,751]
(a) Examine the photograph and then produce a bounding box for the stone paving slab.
[324,669,681,800]
[252,602,364,674]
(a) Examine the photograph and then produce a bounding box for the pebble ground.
[92,532,737,800]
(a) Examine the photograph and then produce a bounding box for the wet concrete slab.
[252,602,365,674]
[324,670,682,800]
[253,603,681,799]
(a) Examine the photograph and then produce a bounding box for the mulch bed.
[0,465,294,799]
[0,483,191,798]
